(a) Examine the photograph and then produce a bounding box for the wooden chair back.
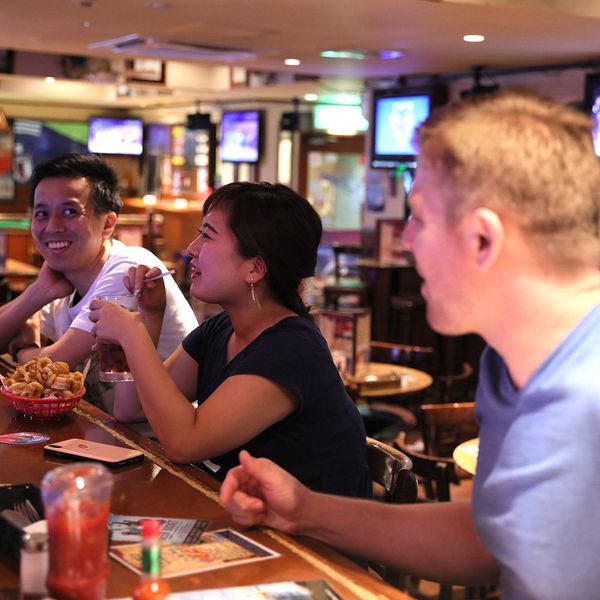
[419,401,478,458]
[433,361,475,403]
[366,437,417,589]
[366,437,418,504]
[394,432,496,600]
[394,432,455,502]
[369,340,435,374]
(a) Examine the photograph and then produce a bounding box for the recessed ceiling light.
[147,1,172,8]
[44,77,56,84]
[284,58,301,66]
[304,93,318,102]
[82,20,91,27]
[463,34,485,43]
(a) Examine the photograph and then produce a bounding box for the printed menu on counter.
[109,514,211,544]
[110,528,279,578]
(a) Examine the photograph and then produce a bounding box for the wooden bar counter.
[0,397,411,599]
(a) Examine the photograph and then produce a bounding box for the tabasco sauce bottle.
[132,519,171,600]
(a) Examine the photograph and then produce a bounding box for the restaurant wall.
[449,68,588,104]
[1,65,593,209]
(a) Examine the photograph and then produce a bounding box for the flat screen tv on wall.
[220,110,262,164]
[369,85,448,168]
[584,72,600,157]
[88,117,144,156]
[12,119,89,183]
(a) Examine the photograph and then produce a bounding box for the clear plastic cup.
[96,294,138,382]
[41,462,114,600]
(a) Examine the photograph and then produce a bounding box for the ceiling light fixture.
[463,34,485,43]
[320,50,365,60]
[147,1,172,8]
[44,77,56,84]
[379,50,404,60]
[284,58,301,66]
[304,93,318,102]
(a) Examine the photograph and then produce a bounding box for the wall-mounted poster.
[0,131,14,201]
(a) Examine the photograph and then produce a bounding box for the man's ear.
[102,211,118,239]
[468,207,505,271]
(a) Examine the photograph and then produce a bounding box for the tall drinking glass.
[41,462,114,600]
[97,294,138,382]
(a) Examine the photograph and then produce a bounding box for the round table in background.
[345,361,433,400]
[453,437,480,475]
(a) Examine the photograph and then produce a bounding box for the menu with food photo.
[109,528,279,578]
[109,514,211,544]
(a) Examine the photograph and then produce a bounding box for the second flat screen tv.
[370,86,447,168]
[220,110,262,163]
[88,117,144,156]
[584,72,600,157]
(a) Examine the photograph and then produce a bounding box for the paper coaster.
[0,432,51,445]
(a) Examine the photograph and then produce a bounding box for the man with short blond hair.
[220,89,600,599]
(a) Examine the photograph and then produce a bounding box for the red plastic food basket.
[1,386,85,421]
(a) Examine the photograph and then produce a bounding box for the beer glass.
[97,294,138,382]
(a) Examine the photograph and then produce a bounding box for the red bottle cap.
[141,519,161,538]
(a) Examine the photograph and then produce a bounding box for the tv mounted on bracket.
[369,85,448,168]
[87,117,144,156]
[220,110,262,164]
[584,72,600,157]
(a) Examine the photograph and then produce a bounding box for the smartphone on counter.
[44,438,144,468]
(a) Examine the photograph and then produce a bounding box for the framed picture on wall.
[125,59,165,83]
[0,130,14,201]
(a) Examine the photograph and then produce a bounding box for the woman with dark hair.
[90,182,371,498]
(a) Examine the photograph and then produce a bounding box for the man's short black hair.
[29,153,122,215]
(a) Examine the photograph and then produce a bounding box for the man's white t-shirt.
[40,239,198,410]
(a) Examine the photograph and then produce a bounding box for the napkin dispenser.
[0,483,45,564]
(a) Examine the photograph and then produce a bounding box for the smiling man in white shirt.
[0,153,197,411]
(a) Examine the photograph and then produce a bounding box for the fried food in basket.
[3,357,84,399]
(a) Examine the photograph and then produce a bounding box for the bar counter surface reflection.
[0,395,410,599]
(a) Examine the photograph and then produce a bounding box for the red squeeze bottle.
[132,519,171,600]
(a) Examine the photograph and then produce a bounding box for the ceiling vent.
[89,34,255,61]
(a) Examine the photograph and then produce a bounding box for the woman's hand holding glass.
[89,297,144,348]
[124,265,167,318]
